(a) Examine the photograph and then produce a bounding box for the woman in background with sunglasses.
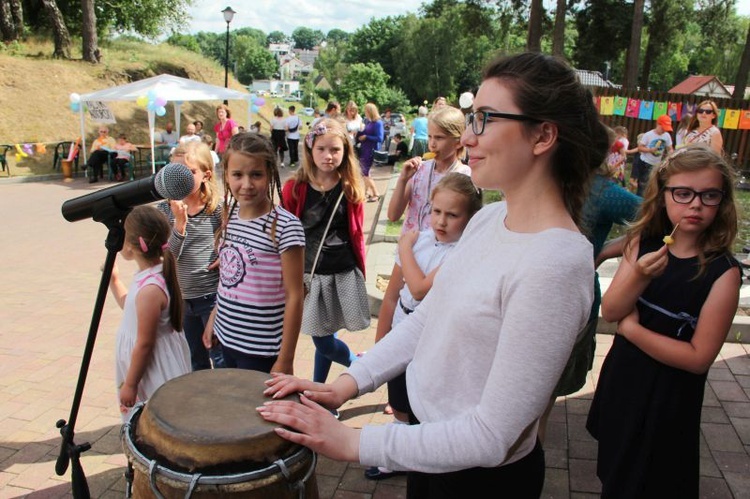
[258,52,608,498]
[685,100,723,154]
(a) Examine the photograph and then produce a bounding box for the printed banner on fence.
[723,109,740,129]
[625,98,640,118]
[668,102,682,122]
[739,110,750,130]
[639,100,655,120]
[653,101,668,119]
[600,96,615,115]
[87,101,117,124]
[613,96,628,116]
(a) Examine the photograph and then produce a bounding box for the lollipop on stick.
[422,152,436,160]
[663,222,680,245]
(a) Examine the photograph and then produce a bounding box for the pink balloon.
[254,97,265,106]
[154,96,167,107]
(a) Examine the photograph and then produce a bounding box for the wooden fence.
[594,88,750,170]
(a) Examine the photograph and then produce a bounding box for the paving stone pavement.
[1,165,749,498]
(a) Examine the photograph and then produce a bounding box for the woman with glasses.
[85,127,116,183]
[257,52,608,497]
[684,100,723,154]
[587,144,740,498]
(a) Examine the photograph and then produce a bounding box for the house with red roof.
[668,75,732,98]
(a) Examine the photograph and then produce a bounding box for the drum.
[122,369,318,498]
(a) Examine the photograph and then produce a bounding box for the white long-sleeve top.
[348,201,593,473]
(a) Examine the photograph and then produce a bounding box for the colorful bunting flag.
[739,110,750,130]
[639,100,655,120]
[625,99,640,118]
[600,96,615,116]
[723,109,740,129]
[613,96,628,116]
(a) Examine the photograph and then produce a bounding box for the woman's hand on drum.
[264,373,356,410]
[257,394,360,463]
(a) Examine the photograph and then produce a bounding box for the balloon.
[147,101,157,111]
[69,93,80,103]
[136,95,148,107]
[70,102,80,112]
[156,106,166,116]
[154,96,167,107]
[458,92,474,109]
[147,89,156,100]
[250,93,257,101]
[36,143,47,154]
[251,104,259,113]
[254,97,265,106]
[14,144,28,158]
[23,143,33,155]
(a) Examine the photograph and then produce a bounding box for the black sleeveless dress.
[586,236,739,498]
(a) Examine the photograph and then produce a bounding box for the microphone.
[62,163,195,222]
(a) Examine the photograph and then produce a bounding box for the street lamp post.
[222,6,236,104]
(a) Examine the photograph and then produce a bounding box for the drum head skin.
[136,369,300,471]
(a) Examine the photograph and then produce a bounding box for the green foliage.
[292,27,324,50]
[233,36,278,83]
[573,0,633,75]
[346,16,407,77]
[337,62,391,106]
[166,33,201,53]
[267,31,288,44]
[314,41,350,94]
[326,29,350,44]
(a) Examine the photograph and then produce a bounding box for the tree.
[640,0,691,89]
[346,16,406,78]
[734,23,750,99]
[234,35,278,83]
[81,0,98,63]
[527,0,543,52]
[551,0,567,57]
[292,26,324,50]
[267,30,287,44]
[41,0,71,58]
[573,0,632,77]
[235,27,267,47]
[326,28,349,44]
[0,0,16,41]
[623,0,646,89]
[314,40,349,94]
[337,62,391,107]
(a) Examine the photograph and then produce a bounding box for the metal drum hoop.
[121,403,317,499]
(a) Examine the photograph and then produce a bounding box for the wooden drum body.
[122,369,318,498]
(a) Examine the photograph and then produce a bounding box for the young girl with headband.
[282,119,370,389]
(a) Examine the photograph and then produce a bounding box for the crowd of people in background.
[103,54,740,498]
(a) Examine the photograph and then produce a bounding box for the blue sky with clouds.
[185,0,750,36]
[185,0,426,36]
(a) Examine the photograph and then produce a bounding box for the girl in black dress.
[587,144,741,498]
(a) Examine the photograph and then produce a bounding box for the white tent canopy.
[77,74,251,173]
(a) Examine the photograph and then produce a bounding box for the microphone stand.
[55,198,129,499]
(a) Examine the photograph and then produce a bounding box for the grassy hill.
[0,37,278,177]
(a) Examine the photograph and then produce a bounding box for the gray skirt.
[302,268,371,337]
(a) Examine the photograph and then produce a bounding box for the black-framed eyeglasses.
[696,108,714,115]
[465,110,541,136]
[664,186,724,206]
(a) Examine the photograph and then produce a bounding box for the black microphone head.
[154,163,194,200]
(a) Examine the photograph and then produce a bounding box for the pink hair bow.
[305,123,327,149]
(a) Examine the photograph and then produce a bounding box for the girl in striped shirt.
[203,133,306,374]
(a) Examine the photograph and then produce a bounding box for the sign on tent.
[88,101,116,124]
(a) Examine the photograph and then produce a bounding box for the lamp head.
[222,6,236,24]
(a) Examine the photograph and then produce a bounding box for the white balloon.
[458,92,474,109]
[69,92,81,103]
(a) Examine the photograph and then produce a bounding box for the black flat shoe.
[364,466,405,480]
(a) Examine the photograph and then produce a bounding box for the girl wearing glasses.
[258,52,607,497]
[387,106,471,234]
[684,100,723,154]
[587,144,740,498]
